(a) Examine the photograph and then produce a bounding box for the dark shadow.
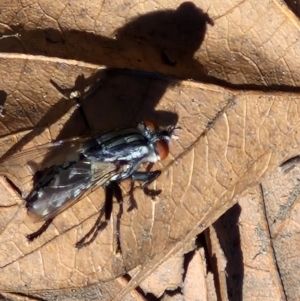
[0,2,213,82]
[0,3,212,246]
[0,90,7,120]
[0,98,79,159]
[0,90,7,109]
[212,204,243,301]
[0,2,213,162]
[0,68,179,163]
[3,3,300,94]
[284,0,300,19]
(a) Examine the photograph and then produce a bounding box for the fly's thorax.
[94,128,142,149]
[96,128,141,145]
[83,121,175,163]
[142,143,160,163]
[84,130,148,162]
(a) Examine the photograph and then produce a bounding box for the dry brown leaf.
[0,0,300,300]
[211,190,284,301]
[135,248,186,298]
[182,249,208,301]
[261,160,300,300]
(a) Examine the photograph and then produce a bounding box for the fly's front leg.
[131,170,162,197]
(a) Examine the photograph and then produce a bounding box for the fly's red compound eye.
[155,140,169,160]
[143,120,158,132]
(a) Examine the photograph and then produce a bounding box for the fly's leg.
[146,162,154,172]
[75,203,108,249]
[110,182,123,254]
[127,180,138,211]
[5,177,53,242]
[75,182,123,249]
[131,170,162,197]
[26,218,54,242]
[74,97,92,132]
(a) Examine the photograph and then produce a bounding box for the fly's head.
[138,120,179,162]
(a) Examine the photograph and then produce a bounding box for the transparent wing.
[27,160,121,222]
[0,137,92,195]
[0,136,92,169]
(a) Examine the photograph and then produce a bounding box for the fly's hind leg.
[127,180,138,211]
[75,182,123,250]
[109,182,123,254]
[75,202,109,249]
[26,218,54,242]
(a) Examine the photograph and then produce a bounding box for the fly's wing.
[0,136,93,168]
[0,137,92,196]
[27,160,121,222]
[0,126,141,197]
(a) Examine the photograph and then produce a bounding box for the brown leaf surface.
[182,248,209,301]
[1,0,300,300]
[1,0,299,85]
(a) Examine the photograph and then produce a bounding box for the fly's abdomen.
[26,161,93,221]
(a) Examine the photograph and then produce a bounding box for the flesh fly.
[0,120,176,247]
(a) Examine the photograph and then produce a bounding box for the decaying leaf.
[1,0,300,300]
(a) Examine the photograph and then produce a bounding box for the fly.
[0,120,177,248]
